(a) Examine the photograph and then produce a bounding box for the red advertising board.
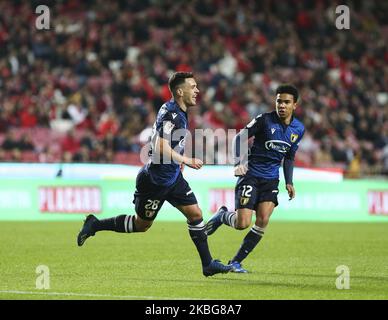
[368,191,388,216]
[39,186,102,213]
[209,188,235,213]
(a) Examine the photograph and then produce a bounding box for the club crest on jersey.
[240,197,250,206]
[163,121,175,134]
[290,133,299,143]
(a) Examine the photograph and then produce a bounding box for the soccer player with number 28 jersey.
[206,84,305,273]
[77,72,232,277]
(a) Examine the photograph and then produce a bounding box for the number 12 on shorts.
[241,185,253,197]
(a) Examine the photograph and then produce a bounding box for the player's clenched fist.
[286,184,295,200]
[234,164,248,176]
[185,157,203,169]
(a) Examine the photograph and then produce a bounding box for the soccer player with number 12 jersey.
[206,84,305,273]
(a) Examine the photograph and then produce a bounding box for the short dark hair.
[276,84,299,102]
[168,72,194,95]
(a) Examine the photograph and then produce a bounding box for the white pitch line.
[0,290,204,300]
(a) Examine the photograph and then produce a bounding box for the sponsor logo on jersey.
[179,138,186,148]
[290,133,299,143]
[264,140,291,153]
[172,113,178,119]
[271,128,276,134]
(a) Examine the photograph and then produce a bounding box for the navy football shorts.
[133,169,197,221]
[235,175,279,210]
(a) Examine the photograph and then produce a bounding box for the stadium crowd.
[0,0,387,177]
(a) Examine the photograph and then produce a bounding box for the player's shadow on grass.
[259,272,388,283]
[125,276,334,292]
[209,277,333,291]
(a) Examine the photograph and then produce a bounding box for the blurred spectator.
[0,149,6,162]
[97,112,120,137]
[10,149,22,162]
[0,112,9,133]
[61,151,74,163]
[61,130,80,155]
[39,145,59,163]
[73,146,91,163]
[18,134,35,151]
[1,132,19,151]
[20,106,38,128]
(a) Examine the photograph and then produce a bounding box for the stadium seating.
[0,0,386,176]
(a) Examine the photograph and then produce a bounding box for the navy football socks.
[188,219,212,267]
[222,210,237,228]
[232,225,265,263]
[93,215,137,233]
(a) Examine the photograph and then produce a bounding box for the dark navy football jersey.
[238,111,305,180]
[146,100,188,186]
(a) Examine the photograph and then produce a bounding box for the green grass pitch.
[0,220,387,300]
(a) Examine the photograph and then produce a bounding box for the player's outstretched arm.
[157,137,203,170]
